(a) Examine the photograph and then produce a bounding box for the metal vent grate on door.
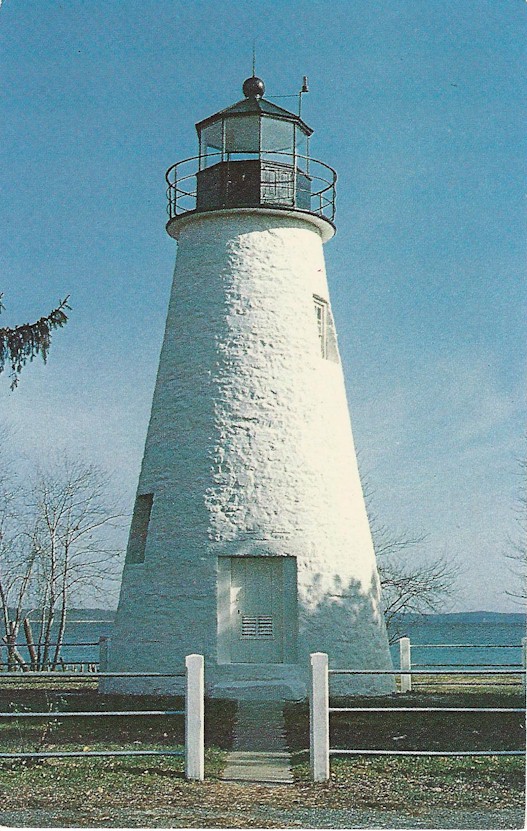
[241,615,274,639]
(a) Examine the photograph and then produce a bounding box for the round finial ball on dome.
[242,76,265,99]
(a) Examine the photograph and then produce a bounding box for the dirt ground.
[0,758,524,829]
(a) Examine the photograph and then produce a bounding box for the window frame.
[313,295,328,359]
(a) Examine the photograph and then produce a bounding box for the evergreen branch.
[0,296,71,389]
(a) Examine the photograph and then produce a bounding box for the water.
[388,613,526,671]
[7,612,114,667]
[8,611,526,670]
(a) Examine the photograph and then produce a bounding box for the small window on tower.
[261,163,294,205]
[313,296,340,364]
[125,493,153,564]
[314,297,327,358]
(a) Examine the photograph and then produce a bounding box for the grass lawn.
[0,677,523,828]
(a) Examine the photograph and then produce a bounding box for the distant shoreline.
[60,608,526,623]
[13,608,524,627]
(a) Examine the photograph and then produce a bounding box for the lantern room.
[198,76,310,164]
[196,75,312,212]
[165,76,337,232]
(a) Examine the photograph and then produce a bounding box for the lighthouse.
[107,76,394,698]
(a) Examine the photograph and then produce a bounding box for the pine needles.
[0,295,71,389]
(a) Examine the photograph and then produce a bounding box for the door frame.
[217,554,297,665]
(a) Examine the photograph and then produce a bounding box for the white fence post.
[522,638,526,694]
[310,652,329,782]
[185,654,204,781]
[399,637,412,693]
[99,636,109,672]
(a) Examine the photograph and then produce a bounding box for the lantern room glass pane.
[261,117,294,155]
[295,126,307,156]
[224,116,260,154]
[200,121,223,167]
[295,126,308,172]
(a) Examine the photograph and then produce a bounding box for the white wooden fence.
[309,651,526,782]
[0,653,204,780]
[398,636,527,693]
[3,643,525,784]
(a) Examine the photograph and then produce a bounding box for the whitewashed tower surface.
[108,76,394,698]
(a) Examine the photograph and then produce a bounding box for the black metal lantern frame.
[165,95,336,224]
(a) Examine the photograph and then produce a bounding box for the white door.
[230,557,284,663]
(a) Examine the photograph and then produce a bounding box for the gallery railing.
[165,152,337,222]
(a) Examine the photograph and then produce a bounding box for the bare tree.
[376,543,459,641]
[0,457,124,670]
[505,457,526,603]
[0,460,38,670]
[364,480,459,641]
[0,294,70,389]
[27,459,124,669]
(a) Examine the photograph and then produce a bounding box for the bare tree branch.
[361,469,460,642]
[504,456,526,602]
[0,455,125,670]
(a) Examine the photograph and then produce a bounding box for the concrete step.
[222,751,293,785]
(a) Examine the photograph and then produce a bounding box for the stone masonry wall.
[108,210,393,697]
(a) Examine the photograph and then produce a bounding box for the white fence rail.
[0,653,204,780]
[310,651,526,782]
[397,636,527,693]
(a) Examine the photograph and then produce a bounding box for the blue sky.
[1,1,525,610]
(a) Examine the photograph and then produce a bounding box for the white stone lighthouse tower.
[108,76,394,698]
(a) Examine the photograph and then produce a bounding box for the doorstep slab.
[222,751,293,784]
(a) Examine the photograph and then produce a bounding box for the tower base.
[99,659,395,700]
